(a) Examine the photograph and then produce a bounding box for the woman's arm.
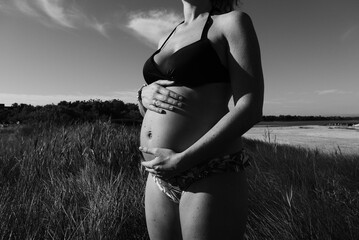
[141,11,264,175]
[179,11,264,167]
[183,11,264,162]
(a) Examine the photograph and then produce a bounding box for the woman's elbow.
[234,92,263,125]
[247,99,263,126]
[251,92,264,124]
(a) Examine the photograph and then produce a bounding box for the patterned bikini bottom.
[152,149,251,203]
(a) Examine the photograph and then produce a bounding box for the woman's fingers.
[147,104,164,114]
[155,93,183,108]
[141,158,158,170]
[157,87,183,102]
[141,162,161,171]
[147,99,173,113]
[151,98,176,111]
[139,146,158,155]
[154,80,175,86]
[153,81,183,104]
[143,167,166,178]
[142,163,167,178]
[144,167,157,174]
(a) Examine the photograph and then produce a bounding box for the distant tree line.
[262,115,358,122]
[1,100,358,125]
[0,100,142,125]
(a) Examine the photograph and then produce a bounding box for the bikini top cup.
[143,12,230,88]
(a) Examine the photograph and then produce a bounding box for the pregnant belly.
[141,110,218,149]
[139,85,242,161]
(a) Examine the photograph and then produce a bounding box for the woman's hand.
[141,80,184,113]
[139,146,185,179]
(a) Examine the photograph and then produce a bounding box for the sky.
[0,0,358,116]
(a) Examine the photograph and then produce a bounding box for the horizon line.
[1,101,358,118]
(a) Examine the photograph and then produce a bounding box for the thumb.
[139,146,158,156]
[141,157,160,168]
[155,80,175,86]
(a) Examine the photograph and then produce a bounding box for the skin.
[139,0,264,239]
[139,80,184,115]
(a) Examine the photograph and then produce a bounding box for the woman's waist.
[141,111,222,149]
[140,120,243,160]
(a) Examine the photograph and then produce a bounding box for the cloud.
[1,2,183,43]
[126,10,182,47]
[315,89,351,95]
[89,20,111,38]
[1,1,184,45]
[13,0,39,17]
[35,0,75,28]
[10,0,76,28]
[0,0,112,37]
[0,91,137,106]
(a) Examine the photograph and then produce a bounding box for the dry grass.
[0,122,147,239]
[243,138,359,240]
[0,122,358,239]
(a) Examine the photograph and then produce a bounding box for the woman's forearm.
[179,94,262,170]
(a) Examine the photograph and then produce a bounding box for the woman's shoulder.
[212,10,258,47]
[217,9,251,20]
[214,10,254,36]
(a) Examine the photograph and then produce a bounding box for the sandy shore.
[243,125,359,155]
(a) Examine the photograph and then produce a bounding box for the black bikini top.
[142,12,230,88]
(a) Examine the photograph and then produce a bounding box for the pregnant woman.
[137,0,264,239]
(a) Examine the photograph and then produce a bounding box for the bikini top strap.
[200,10,213,40]
[158,21,185,50]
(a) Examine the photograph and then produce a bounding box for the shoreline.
[243,124,359,155]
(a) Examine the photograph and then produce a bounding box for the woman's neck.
[182,0,212,23]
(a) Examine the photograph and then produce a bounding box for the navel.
[147,131,152,139]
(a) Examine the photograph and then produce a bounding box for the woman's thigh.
[145,174,182,240]
[179,171,248,240]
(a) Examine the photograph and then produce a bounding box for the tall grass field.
[0,122,358,239]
